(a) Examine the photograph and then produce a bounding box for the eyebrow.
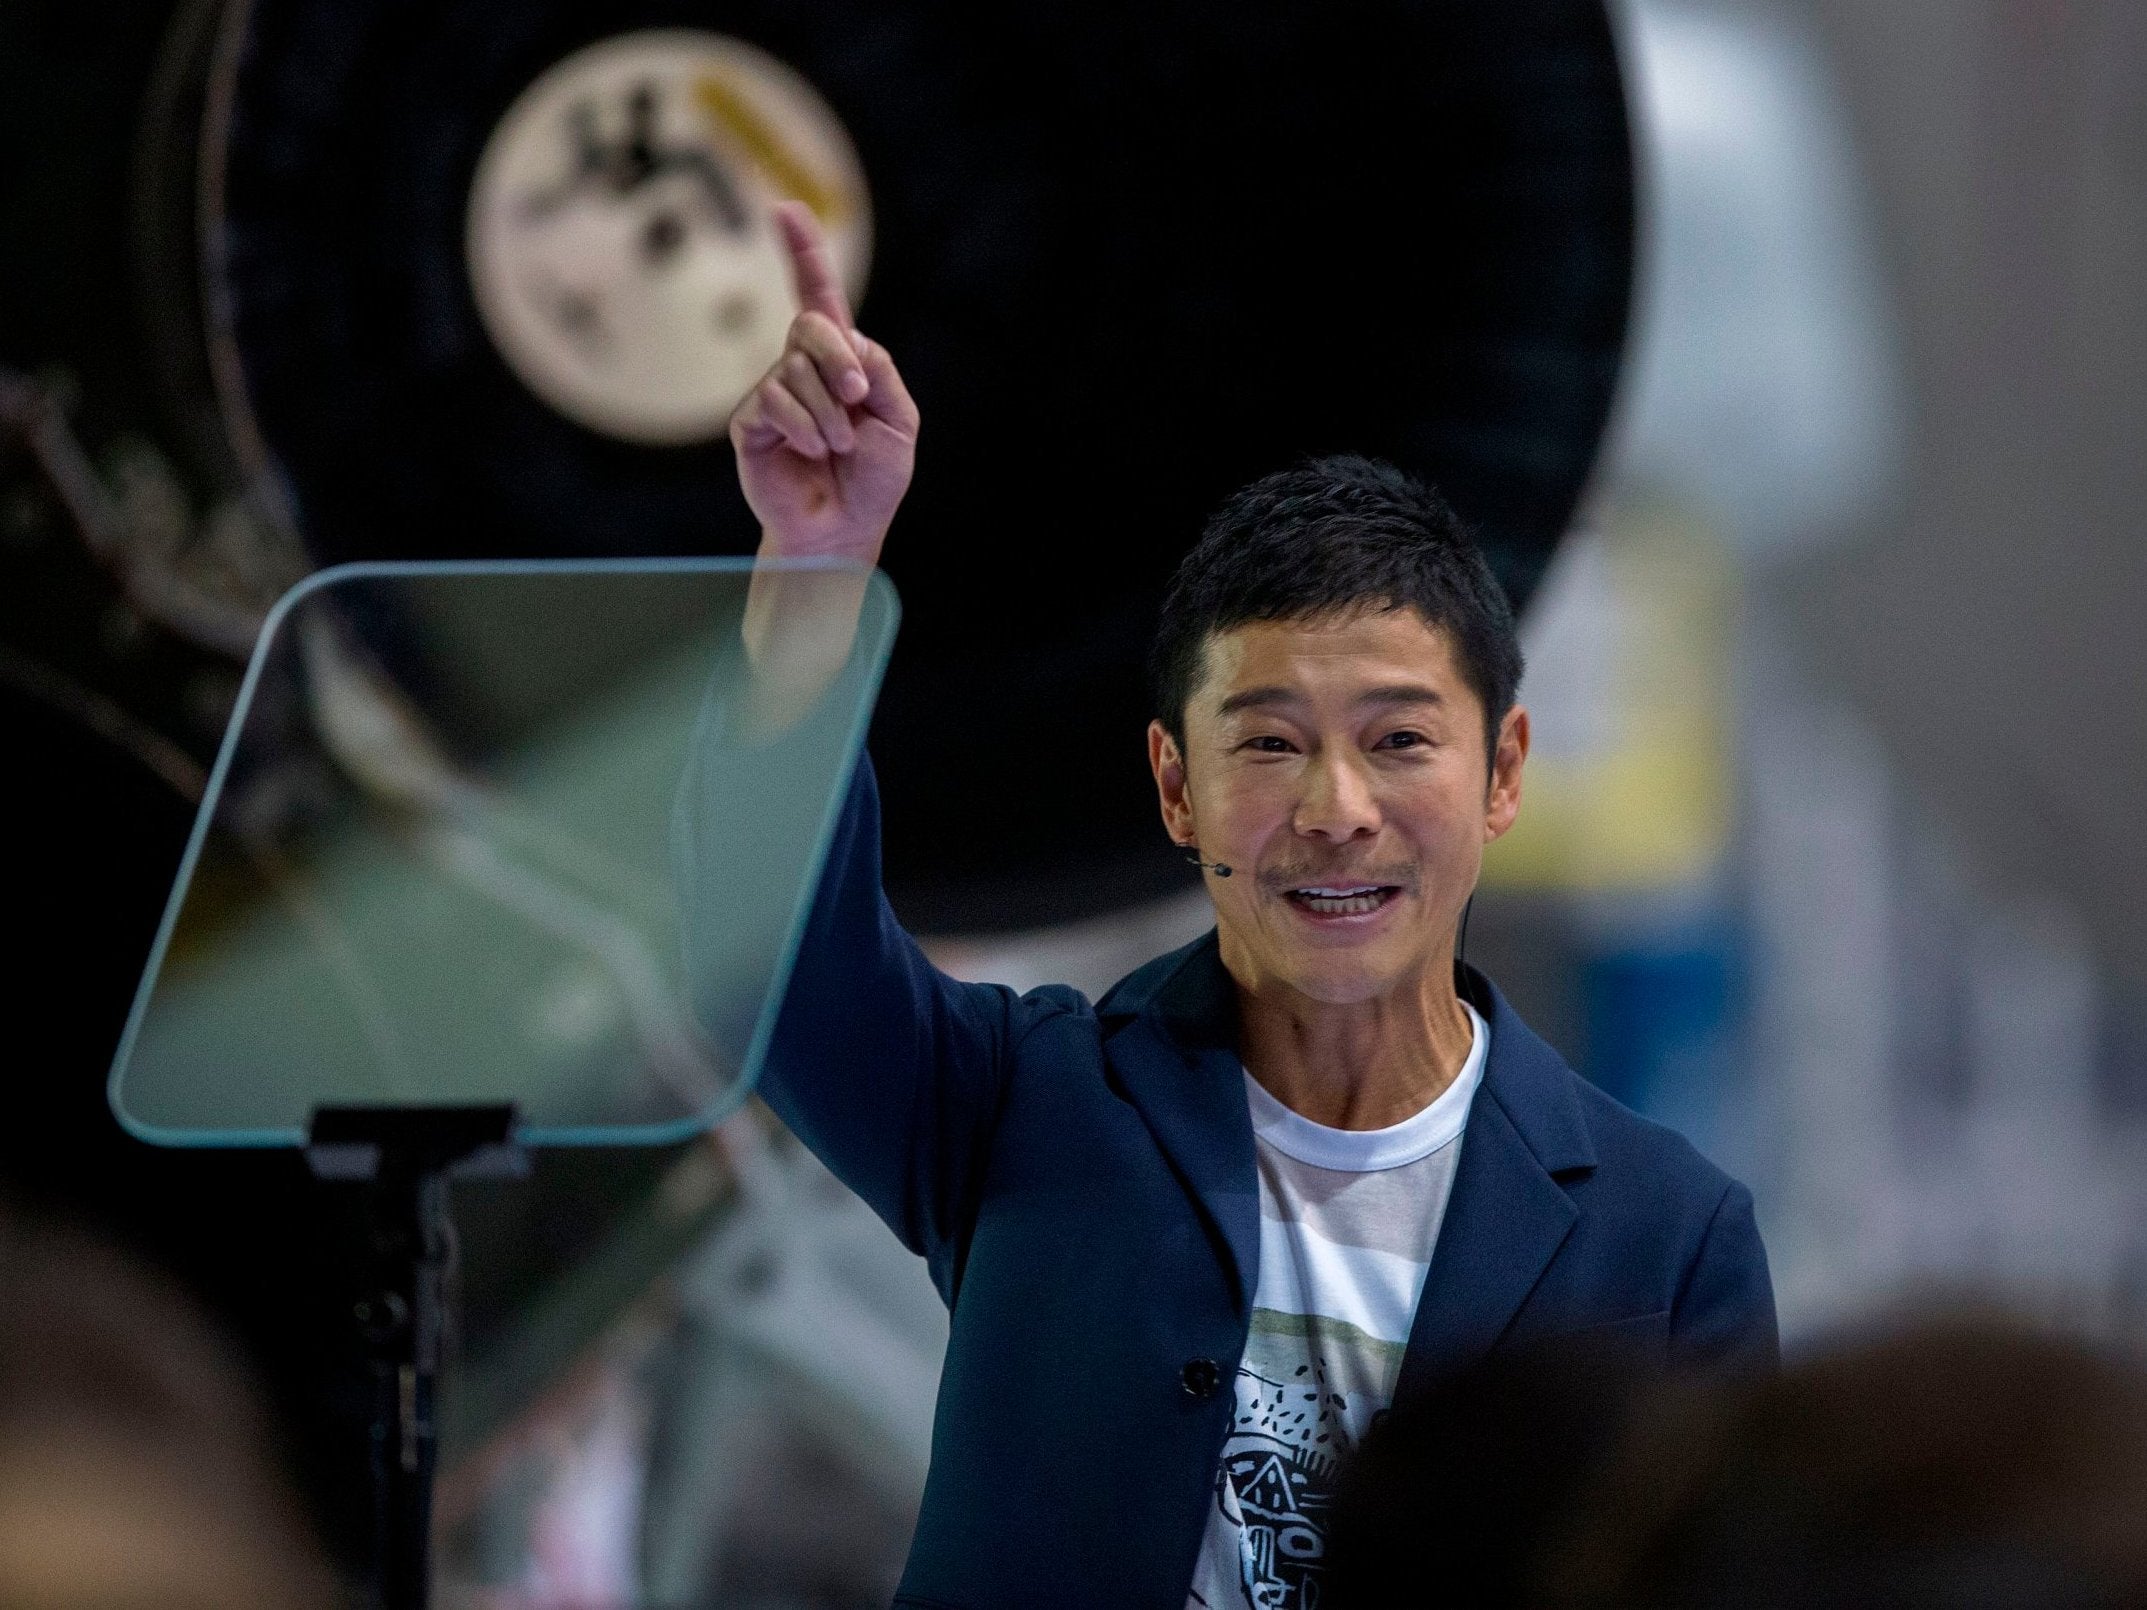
[1213,683,1447,719]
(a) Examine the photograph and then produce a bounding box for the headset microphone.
[1182,849,1233,878]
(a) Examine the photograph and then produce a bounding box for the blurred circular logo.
[466,30,871,446]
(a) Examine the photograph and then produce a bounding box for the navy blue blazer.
[761,758,1778,1610]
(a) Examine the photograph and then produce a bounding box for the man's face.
[1148,609,1527,1006]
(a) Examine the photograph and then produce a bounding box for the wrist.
[755,522,889,569]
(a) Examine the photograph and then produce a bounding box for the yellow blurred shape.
[694,73,848,224]
[1483,496,1734,893]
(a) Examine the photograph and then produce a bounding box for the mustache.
[1258,863,1418,893]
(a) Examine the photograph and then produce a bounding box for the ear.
[1484,705,1529,842]
[1148,720,1195,846]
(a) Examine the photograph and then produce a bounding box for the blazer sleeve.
[1668,1181,1781,1374]
[755,752,1042,1295]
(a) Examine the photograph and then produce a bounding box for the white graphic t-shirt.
[1184,1003,1487,1610]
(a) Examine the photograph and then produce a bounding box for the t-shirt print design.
[1184,1002,1486,1610]
[1199,1314,1404,1608]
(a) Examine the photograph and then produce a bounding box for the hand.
[729,202,918,566]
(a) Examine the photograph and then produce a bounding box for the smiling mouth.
[1283,884,1401,917]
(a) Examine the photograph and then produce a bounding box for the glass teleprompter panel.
[109,558,896,1147]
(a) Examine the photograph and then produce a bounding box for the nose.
[1293,749,1381,843]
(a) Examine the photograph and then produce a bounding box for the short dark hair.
[1150,455,1524,768]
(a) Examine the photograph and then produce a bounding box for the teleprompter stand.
[306,1105,528,1610]
[106,559,903,1607]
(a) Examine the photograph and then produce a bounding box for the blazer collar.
[1456,964,1598,1176]
[1098,933,1258,1310]
[1393,968,1596,1398]
[1097,931,1599,1357]
[1097,931,1597,1175]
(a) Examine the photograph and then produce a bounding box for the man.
[729,203,1776,1610]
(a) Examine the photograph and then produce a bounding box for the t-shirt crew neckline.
[1243,1000,1488,1173]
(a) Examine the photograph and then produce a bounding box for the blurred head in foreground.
[0,1209,336,1610]
[1324,1330,1667,1610]
[1539,1316,2147,1610]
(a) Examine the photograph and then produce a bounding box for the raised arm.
[730,203,919,733]
[726,205,1034,1292]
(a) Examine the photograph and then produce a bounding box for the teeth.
[1291,887,1390,916]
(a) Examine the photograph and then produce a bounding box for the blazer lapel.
[1092,947,1597,1353]
[1098,935,1261,1315]
[1394,968,1596,1400]
[1393,1090,1577,1400]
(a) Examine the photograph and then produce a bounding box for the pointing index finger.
[772,199,852,330]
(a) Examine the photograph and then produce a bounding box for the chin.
[1222,907,1443,1004]
[1270,948,1409,1006]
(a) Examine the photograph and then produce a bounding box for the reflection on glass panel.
[109,559,896,1147]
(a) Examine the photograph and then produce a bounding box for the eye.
[1241,735,1297,754]
[1376,730,1430,751]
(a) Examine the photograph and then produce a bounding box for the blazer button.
[1180,1358,1222,1400]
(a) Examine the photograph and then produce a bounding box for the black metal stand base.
[307,1105,526,1610]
